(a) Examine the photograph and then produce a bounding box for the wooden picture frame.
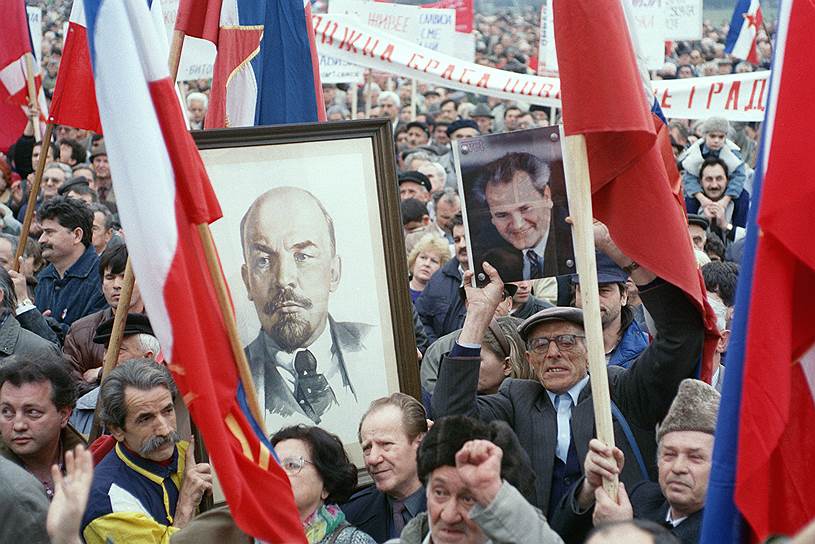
[191,120,419,470]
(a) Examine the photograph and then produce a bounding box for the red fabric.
[175,0,224,44]
[48,21,102,133]
[0,0,31,72]
[204,26,263,129]
[553,0,718,380]
[89,434,117,465]
[0,99,25,153]
[305,2,327,122]
[745,6,764,65]
[147,77,305,543]
[736,1,815,536]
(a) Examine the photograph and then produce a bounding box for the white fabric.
[108,483,151,517]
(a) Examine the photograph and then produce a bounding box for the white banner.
[319,54,364,84]
[537,0,558,76]
[161,0,216,81]
[313,13,769,121]
[27,7,42,64]
[663,0,703,40]
[629,0,667,70]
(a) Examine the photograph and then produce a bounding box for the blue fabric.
[239,0,321,124]
[548,438,581,519]
[607,319,650,369]
[724,0,754,53]
[450,342,480,358]
[415,259,465,346]
[34,245,107,333]
[685,189,750,235]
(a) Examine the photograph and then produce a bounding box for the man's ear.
[241,264,253,301]
[502,357,512,377]
[58,406,71,427]
[329,255,342,293]
[109,425,126,443]
[719,330,731,352]
[73,227,84,245]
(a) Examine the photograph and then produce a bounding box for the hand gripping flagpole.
[13,122,54,272]
[562,130,619,500]
[24,53,42,142]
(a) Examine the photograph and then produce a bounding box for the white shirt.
[545,375,590,462]
[665,508,688,527]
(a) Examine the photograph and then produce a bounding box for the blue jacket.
[607,318,650,369]
[35,245,107,333]
[341,485,426,543]
[414,259,465,346]
[685,188,750,244]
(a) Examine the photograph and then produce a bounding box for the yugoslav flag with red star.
[725,0,764,64]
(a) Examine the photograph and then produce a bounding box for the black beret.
[398,171,433,193]
[93,313,154,346]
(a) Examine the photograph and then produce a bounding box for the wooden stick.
[365,69,372,117]
[351,81,358,119]
[23,53,42,142]
[168,29,186,83]
[88,259,136,442]
[196,223,266,431]
[13,122,54,272]
[562,131,618,499]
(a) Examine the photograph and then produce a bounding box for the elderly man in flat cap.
[431,225,704,517]
[551,379,720,544]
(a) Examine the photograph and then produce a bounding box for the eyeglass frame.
[526,334,586,353]
[280,455,315,474]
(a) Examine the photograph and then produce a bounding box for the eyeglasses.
[280,455,314,474]
[43,176,63,184]
[528,334,585,353]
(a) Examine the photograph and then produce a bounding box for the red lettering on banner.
[440,64,455,80]
[476,74,490,88]
[756,78,767,111]
[687,85,696,108]
[458,68,474,84]
[537,83,554,98]
[503,78,520,93]
[361,37,379,57]
[519,80,535,96]
[312,14,323,32]
[380,44,395,63]
[706,82,724,109]
[724,81,741,110]
[326,22,340,45]
[423,59,440,73]
[744,79,760,110]
[339,28,363,52]
[407,53,423,70]
[660,89,671,108]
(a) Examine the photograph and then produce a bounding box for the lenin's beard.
[263,288,315,352]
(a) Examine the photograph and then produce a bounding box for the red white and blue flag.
[554,0,720,381]
[725,0,764,65]
[175,0,326,128]
[0,0,48,150]
[82,0,306,540]
[702,0,815,541]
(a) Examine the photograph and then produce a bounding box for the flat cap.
[687,213,710,230]
[398,171,433,193]
[446,119,479,137]
[94,313,154,346]
[518,306,584,339]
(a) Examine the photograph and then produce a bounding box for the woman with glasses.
[271,425,376,544]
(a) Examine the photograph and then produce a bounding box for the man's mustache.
[263,289,313,316]
[140,430,180,456]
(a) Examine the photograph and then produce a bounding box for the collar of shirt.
[388,486,425,518]
[522,229,550,260]
[41,244,98,280]
[545,374,590,408]
[263,324,336,386]
[666,507,688,527]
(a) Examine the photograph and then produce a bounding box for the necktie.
[555,394,573,463]
[527,250,543,279]
[392,499,406,537]
[293,350,336,423]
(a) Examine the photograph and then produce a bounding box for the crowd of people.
[0,1,798,544]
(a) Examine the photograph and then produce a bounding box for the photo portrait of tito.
[472,152,561,281]
[240,186,373,425]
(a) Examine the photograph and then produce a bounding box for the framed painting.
[192,119,419,467]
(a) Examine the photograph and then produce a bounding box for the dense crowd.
[0,1,794,544]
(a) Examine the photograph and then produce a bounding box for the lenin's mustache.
[263,289,313,316]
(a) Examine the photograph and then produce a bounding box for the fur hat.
[701,116,730,136]
[417,415,536,502]
[657,379,721,443]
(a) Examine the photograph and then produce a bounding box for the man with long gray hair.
[81,359,212,543]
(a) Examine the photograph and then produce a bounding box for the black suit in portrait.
[245,315,373,422]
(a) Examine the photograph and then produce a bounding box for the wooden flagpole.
[562,131,619,499]
[13,122,54,272]
[23,53,42,142]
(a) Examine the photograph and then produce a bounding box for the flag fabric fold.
[725,0,764,65]
[553,0,719,380]
[82,0,305,541]
[702,0,815,541]
[176,0,326,128]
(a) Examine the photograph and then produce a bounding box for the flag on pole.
[48,0,102,133]
[553,0,719,380]
[175,0,326,128]
[0,0,48,147]
[82,0,306,541]
[725,0,764,65]
[701,0,815,541]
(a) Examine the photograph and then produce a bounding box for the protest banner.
[663,0,703,40]
[312,12,769,121]
[162,0,216,81]
[27,6,42,63]
[537,0,558,76]
[629,0,668,69]
[422,0,473,33]
[319,53,364,84]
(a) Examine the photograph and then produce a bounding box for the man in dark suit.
[240,187,374,426]
[472,152,563,281]
[551,379,720,544]
[432,228,704,516]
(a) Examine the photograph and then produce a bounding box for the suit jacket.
[246,315,373,421]
[431,280,704,513]
[0,313,61,362]
[629,481,703,544]
[341,485,426,543]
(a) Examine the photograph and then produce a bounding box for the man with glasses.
[431,228,704,516]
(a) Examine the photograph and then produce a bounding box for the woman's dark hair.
[271,425,358,504]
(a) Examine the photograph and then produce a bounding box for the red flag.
[174,0,223,44]
[735,0,815,536]
[553,0,718,378]
[48,0,102,133]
